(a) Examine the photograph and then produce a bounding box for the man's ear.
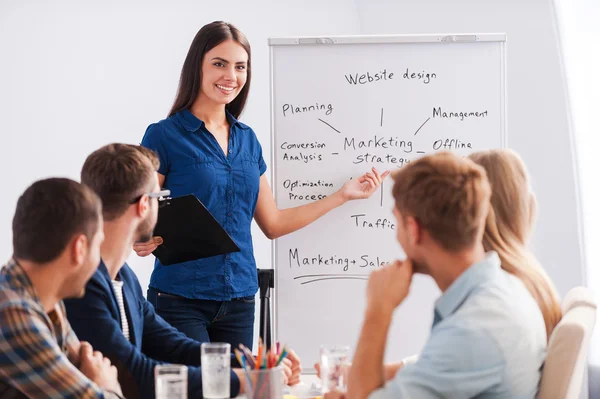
[71,234,88,267]
[136,194,150,218]
[407,216,421,246]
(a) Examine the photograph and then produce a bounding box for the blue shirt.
[141,109,267,300]
[370,252,547,399]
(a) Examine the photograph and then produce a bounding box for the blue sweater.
[64,261,240,398]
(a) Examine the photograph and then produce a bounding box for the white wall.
[553,1,600,395]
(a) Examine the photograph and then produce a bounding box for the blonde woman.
[468,148,562,338]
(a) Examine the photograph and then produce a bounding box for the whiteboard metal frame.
[269,33,506,46]
[500,39,508,147]
[268,38,278,344]
[268,33,508,347]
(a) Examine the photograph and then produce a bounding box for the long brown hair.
[169,21,251,119]
[469,149,562,339]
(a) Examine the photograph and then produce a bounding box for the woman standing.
[135,21,388,350]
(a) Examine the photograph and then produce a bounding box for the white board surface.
[270,34,506,366]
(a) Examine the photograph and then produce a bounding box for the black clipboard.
[151,194,240,265]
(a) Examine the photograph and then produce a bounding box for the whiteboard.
[269,34,506,366]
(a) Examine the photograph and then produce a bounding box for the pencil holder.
[244,367,284,399]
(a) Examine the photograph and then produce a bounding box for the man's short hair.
[12,178,102,263]
[81,143,160,221]
[392,151,491,251]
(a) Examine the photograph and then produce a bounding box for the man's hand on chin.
[365,259,414,317]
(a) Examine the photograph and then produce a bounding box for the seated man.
[343,152,547,399]
[0,178,123,398]
[65,143,300,399]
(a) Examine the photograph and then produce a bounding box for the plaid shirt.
[0,259,120,398]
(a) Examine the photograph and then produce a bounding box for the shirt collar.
[97,259,109,277]
[434,251,502,323]
[175,108,246,133]
[225,109,243,128]
[98,258,132,283]
[3,258,44,307]
[97,258,125,281]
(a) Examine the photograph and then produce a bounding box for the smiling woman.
[139,22,261,351]
[167,22,251,121]
[135,21,388,356]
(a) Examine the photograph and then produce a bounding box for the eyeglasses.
[129,189,171,208]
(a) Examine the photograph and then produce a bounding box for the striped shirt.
[0,259,119,399]
[110,279,130,341]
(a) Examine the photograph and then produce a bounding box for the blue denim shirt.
[141,109,267,300]
[370,252,547,399]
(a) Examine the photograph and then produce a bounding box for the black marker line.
[416,151,425,154]
[380,108,384,127]
[318,118,341,134]
[331,153,339,155]
[380,180,384,207]
[414,117,431,136]
[300,277,369,285]
[294,274,368,279]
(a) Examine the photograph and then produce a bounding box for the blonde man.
[341,152,546,399]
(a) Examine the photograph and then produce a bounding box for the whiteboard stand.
[269,33,507,367]
[258,268,274,349]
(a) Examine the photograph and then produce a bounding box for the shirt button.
[225,254,230,260]
[227,167,232,172]
[225,275,230,280]
[227,212,232,216]
[228,190,233,195]
[228,150,232,154]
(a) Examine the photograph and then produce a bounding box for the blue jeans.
[147,287,255,351]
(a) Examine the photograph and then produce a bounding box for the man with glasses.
[64,144,252,398]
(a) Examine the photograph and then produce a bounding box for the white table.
[237,374,321,398]
[286,375,321,398]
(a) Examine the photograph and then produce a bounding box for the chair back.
[538,286,597,399]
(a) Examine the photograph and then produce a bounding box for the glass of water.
[201,342,231,399]
[155,364,188,399]
[320,346,350,393]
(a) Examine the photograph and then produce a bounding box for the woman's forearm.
[264,191,347,239]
